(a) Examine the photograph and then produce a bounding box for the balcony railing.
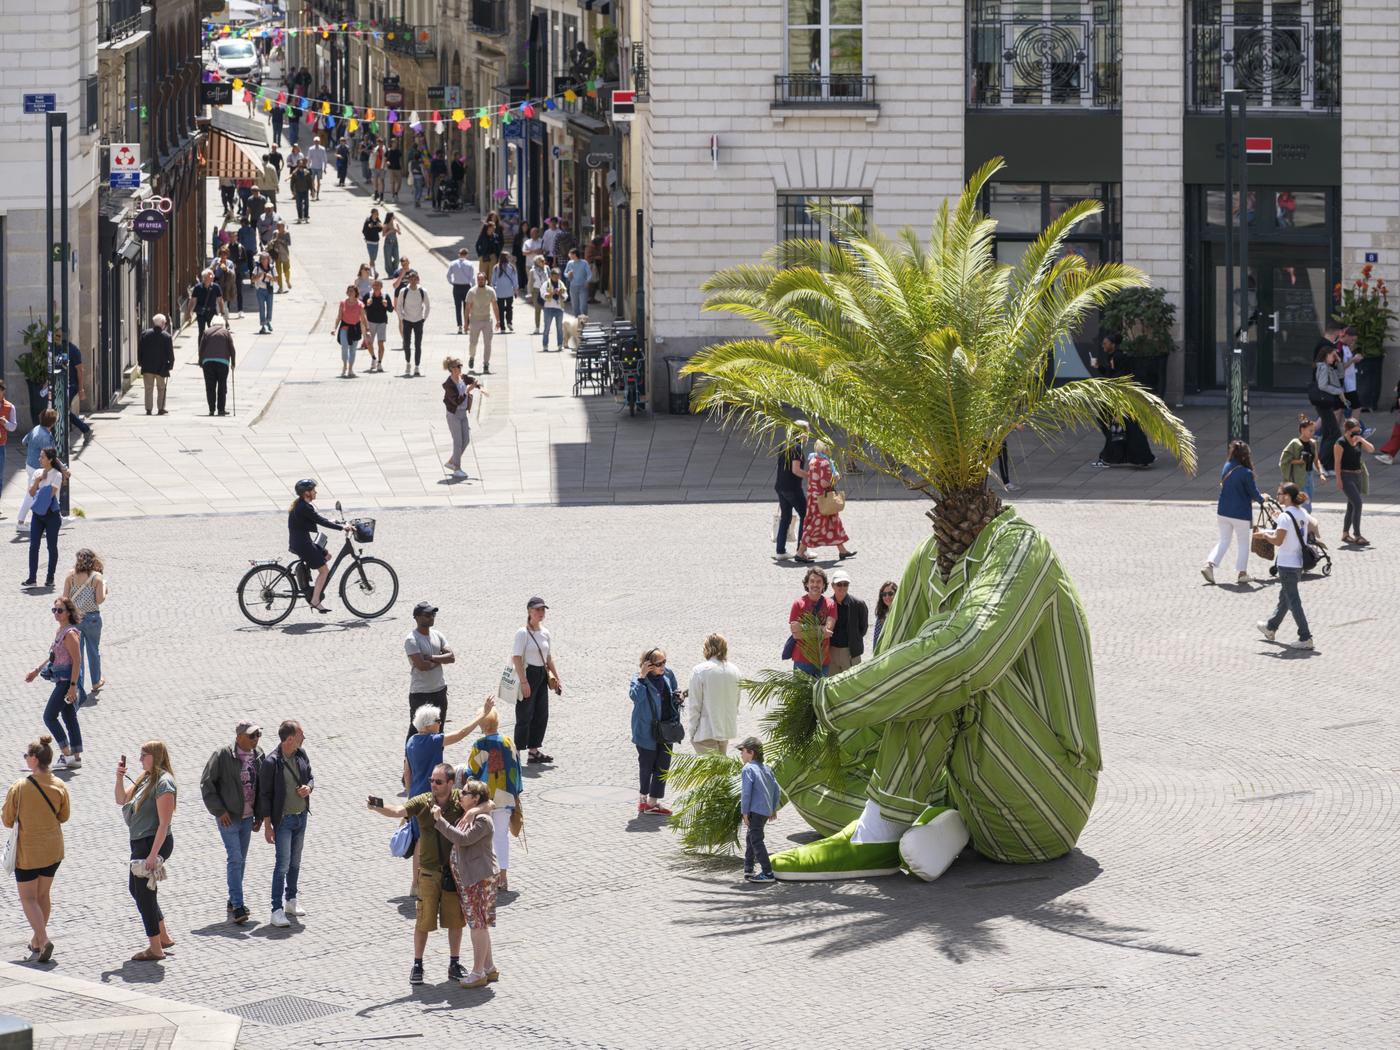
[470,0,508,35]
[101,0,144,42]
[968,9,1120,109]
[773,74,877,107]
[380,22,436,59]
[1188,10,1340,112]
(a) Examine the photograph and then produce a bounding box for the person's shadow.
[669,848,1197,963]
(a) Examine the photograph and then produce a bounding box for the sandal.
[528,751,553,764]
[39,942,54,963]
[131,949,165,962]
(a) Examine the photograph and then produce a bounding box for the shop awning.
[210,107,269,148]
[203,126,264,180]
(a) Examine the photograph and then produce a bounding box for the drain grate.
[226,995,348,1027]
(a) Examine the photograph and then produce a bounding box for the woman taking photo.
[1333,418,1375,546]
[334,285,366,378]
[288,478,346,613]
[511,597,562,765]
[3,735,69,962]
[629,648,680,817]
[788,568,836,678]
[433,780,497,988]
[362,208,383,271]
[64,548,108,701]
[22,447,68,588]
[796,440,855,563]
[115,742,176,961]
[442,357,484,481]
[25,597,84,770]
[1202,440,1265,585]
[464,708,522,891]
[382,211,401,277]
[872,580,898,650]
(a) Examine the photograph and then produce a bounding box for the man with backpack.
[396,271,430,376]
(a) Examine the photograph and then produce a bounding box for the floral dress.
[801,453,848,549]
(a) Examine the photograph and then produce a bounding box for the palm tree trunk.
[930,486,1004,579]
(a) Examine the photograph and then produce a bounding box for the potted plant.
[1332,265,1395,410]
[16,320,51,425]
[1100,286,1177,396]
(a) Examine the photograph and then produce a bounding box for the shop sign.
[202,82,233,106]
[1245,137,1273,166]
[611,89,635,123]
[133,209,169,241]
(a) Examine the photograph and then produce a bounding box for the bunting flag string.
[209,72,602,133]
[204,22,435,45]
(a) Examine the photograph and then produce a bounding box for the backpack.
[1284,508,1321,572]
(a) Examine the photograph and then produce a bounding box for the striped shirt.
[803,509,1101,863]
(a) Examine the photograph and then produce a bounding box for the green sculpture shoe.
[771,820,903,881]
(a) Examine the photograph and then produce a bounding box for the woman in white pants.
[441,357,484,480]
[1203,440,1265,585]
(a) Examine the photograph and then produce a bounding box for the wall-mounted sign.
[1245,136,1273,166]
[23,93,56,114]
[1365,252,1379,264]
[202,82,233,106]
[110,172,141,189]
[132,209,169,241]
[611,89,635,123]
[112,143,140,171]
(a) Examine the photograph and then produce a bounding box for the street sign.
[1245,136,1273,165]
[23,93,56,114]
[109,172,141,189]
[1365,252,1379,264]
[443,85,462,109]
[132,209,168,241]
[611,89,635,123]
[502,121,524,140]
[202,82,233,106]
[427,85,446,103]
[112,142,140,171]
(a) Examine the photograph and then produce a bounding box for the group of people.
[773,422,857,563]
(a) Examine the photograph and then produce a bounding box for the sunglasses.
[430,778,449,785]
[51,607,66,615]
[881,590,896,598]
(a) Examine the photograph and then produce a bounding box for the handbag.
[650,681,685,746]
[1,822,16,876]
[510,796,524,838]
[388,819,415,858]
[1251,502,1276,561]
[781,635,796,660]
[816,488,846,516]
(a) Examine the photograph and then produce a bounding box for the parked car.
[210,38,261,81]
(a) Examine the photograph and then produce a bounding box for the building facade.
[634,0,1400,406]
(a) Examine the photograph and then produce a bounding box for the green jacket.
[200,743,264,821]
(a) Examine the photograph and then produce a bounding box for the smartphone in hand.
[367,795,384,809]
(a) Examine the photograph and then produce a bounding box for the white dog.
[561,313,588,351]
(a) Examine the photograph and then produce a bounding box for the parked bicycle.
[237,502,399,626]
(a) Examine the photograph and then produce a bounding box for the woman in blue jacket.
[1203,440,1265,585]
[629,648,679,818]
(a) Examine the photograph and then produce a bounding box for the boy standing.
[737,736,780,883]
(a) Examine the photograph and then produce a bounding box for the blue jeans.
[76,609,102,701]
[793,660,827,679]
[28,509,61,583]
[1267,566,1312,641]
[338,327,358,369]
[1303,471,1315,509]
[217,815,255,909]
[541,309,563,349]
[568,285,588,316]
[271,811,307,911]
[42,676,81,752]
[366,241,379,268]
[257,287,274,328]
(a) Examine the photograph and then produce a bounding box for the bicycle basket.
[351,518,376,543]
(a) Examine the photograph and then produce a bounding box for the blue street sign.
[23,93,57,114]
[502,121,524,140]
[1365,252,1379,264]
[109,172,141,189]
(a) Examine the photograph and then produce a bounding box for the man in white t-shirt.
[511,596,563,764]
[405,601,455,739]
[1255,484,1315,650]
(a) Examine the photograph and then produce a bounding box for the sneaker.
[452,469,468,479]
[232,905,250,925]
[468,359,475,370]
[409,961,424,985]
[637,801,653,814]
[1200,563,1215,584]
[284,898,305,917]
[55,755,80,769]
[270,908,290,928]
[1256,622,1276,642]
[748,872,776,883]
[413,368,420,377]
[1236,571,1250,584]
[447,961,467,982]
[1287,638,1315,650]
[1376,453,1394,465]
[1362,426,1376,439]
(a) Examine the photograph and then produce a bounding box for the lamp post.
[1223,89,1250,444]
[45,111,72,514]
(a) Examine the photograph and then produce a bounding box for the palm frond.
[665,752,743,854]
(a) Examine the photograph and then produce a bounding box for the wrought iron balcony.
[470,0,508,35]
[101,0,144,42]
[968,5,1120,109]
[1188,6,1340,113]
[773,74,877,107]
[380,22,436,60]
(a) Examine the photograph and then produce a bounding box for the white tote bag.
[498,663,522,704]
[2,821,18,876]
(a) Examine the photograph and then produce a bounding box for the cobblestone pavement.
[1,497,1397,1048]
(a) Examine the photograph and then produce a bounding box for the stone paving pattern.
[1,496,1397,1048]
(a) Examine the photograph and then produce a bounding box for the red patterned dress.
[801,453,849,549]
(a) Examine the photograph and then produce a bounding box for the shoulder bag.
[529,631,560,694]
[817,488,846,516]
[650,680,685,746]
[1285,508,1321,573]
[389,819,415,858]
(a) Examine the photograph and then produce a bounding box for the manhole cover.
[227,995,348,1026]
[537,784,637,806]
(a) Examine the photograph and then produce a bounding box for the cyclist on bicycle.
[288,479,348,613]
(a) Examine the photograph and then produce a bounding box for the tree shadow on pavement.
[668,849,1196,963]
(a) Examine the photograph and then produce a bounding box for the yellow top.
[2,772,70,870]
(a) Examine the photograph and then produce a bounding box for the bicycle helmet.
[294,478,317,495]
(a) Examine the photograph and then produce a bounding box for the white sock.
[851,799,910,844]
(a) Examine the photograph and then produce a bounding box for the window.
[1188,0,1340,112]
[783,0,866,101]
[968,0,1120,108]
[777,192,872,265]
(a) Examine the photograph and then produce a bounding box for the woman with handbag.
[334,285,366,378]
[64,548,108,701]
[3,735,71,962]
[796,440,855,563]
[1203,440,1265,586]
[629,648,681,816]
[25,597,84,770]
[511,598,563,765]
[463,708,523,890]
[115,741,177,962]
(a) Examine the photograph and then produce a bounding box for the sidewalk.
[0,961,239,1049]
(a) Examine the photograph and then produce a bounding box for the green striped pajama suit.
[786,509,1101,864]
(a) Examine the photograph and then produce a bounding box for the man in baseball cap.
[406,601,454,740]
[827,569,869,675]
[200,720,267,924]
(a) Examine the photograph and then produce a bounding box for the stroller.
[1252,496,1332,577]
[432,177,463,212]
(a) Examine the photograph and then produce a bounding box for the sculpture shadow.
[669,849,1195,963]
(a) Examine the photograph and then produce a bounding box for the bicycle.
[237,502,399,626]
